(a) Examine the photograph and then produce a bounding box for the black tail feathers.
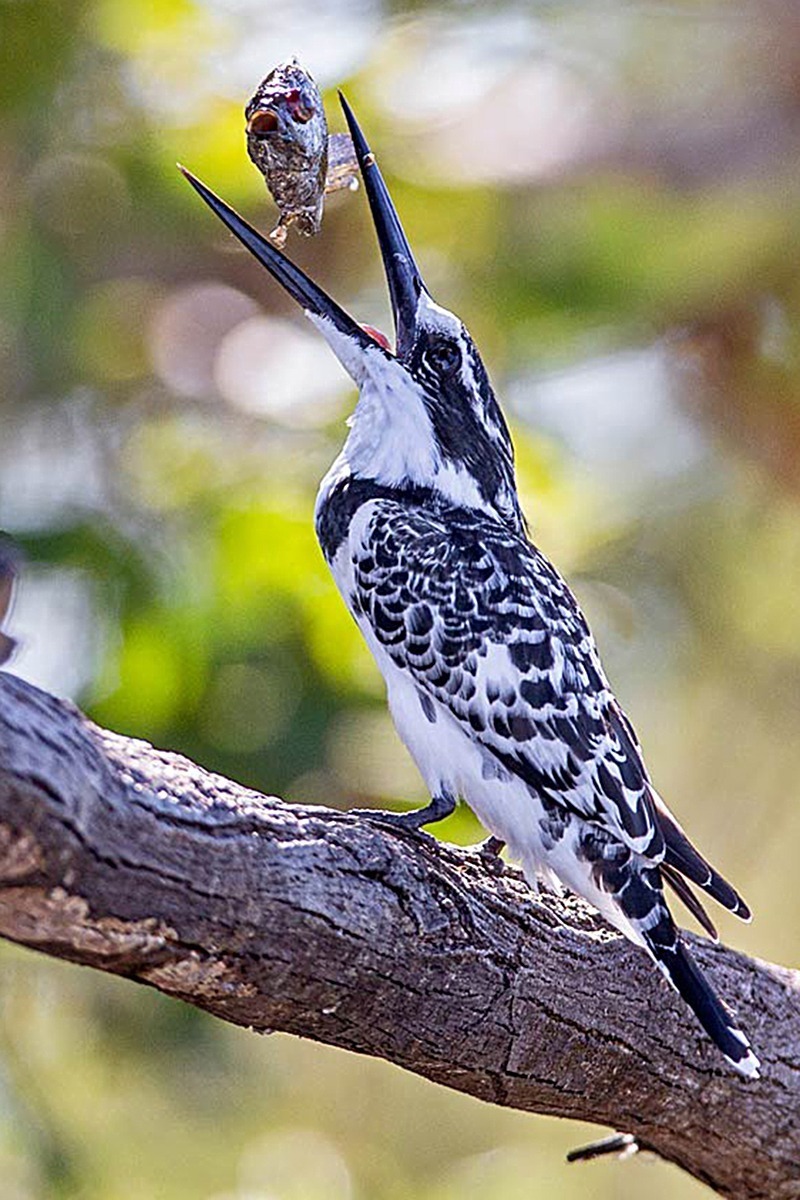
[661,862,718,941]
[654,802,751,922]
[644,923,760,1078]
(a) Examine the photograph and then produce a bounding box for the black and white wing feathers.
[353,501,657,847]
[351,498,746,919]
[348,497,759,1078]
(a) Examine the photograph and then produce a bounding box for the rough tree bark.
[0,671,797,1198]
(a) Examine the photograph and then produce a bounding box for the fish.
[245,58,358,248]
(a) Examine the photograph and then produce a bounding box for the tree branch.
[0,672,797,1198]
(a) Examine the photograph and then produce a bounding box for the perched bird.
[180,97,759,1077]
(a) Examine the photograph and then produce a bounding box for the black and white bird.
[181,96,759,1078]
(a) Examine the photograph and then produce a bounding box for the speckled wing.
[349,498,760,1075]
[351,499,662,858]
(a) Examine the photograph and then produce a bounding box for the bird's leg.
[467,835,506,875]
[351,791,456,834]
[453,835,503,873]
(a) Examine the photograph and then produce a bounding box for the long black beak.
[339,94,425,356]
[179,96,425,361]
[178,166,379,355]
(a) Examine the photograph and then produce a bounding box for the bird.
[0,541,19,667]
[180,94,759,1078]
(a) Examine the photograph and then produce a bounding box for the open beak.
[338,93,425,356]
[179,95,425,371]
[178,166,380,360]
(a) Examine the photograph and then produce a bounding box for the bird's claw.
[469,835,506,875]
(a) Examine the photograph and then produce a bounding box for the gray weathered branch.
[0,671,797,1198]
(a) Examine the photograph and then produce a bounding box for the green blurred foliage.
[1,0,800,1196]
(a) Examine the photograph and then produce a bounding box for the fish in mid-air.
[245,58,358,248]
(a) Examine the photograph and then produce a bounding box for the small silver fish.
[245,58,358,248]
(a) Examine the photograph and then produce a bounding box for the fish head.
[245,58,326,169]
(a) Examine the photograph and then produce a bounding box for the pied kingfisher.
[182,95,759,1078]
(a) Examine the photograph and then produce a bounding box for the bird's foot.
[349,808,432,835]
[349,794,456,835]
[467,835,506,875]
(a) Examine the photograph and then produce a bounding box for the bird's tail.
[652,795,751,921]
[642,909,760,1079]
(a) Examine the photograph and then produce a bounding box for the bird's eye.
[426,340,461,376]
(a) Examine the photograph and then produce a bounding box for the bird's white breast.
[328,505,555,878]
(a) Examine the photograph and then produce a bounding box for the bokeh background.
[2,0,800,1196]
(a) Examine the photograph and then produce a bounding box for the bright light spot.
[149,282,258,398]
[510,344,706,489]
[375,13,543,123]
[5,569,102,700]
[429,61,602,184]
[235,1128,353,1200]
[207,0,379,96]
[215,316,351,427]
[371,15,607,185]
[0,394,108,528]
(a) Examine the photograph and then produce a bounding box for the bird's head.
[181,95,521,528]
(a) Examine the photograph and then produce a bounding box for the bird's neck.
[314,461,437,561]
[314,366,527,557]
[315,451,526,569]
[325,377,520,520]
[339,372,438,489]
